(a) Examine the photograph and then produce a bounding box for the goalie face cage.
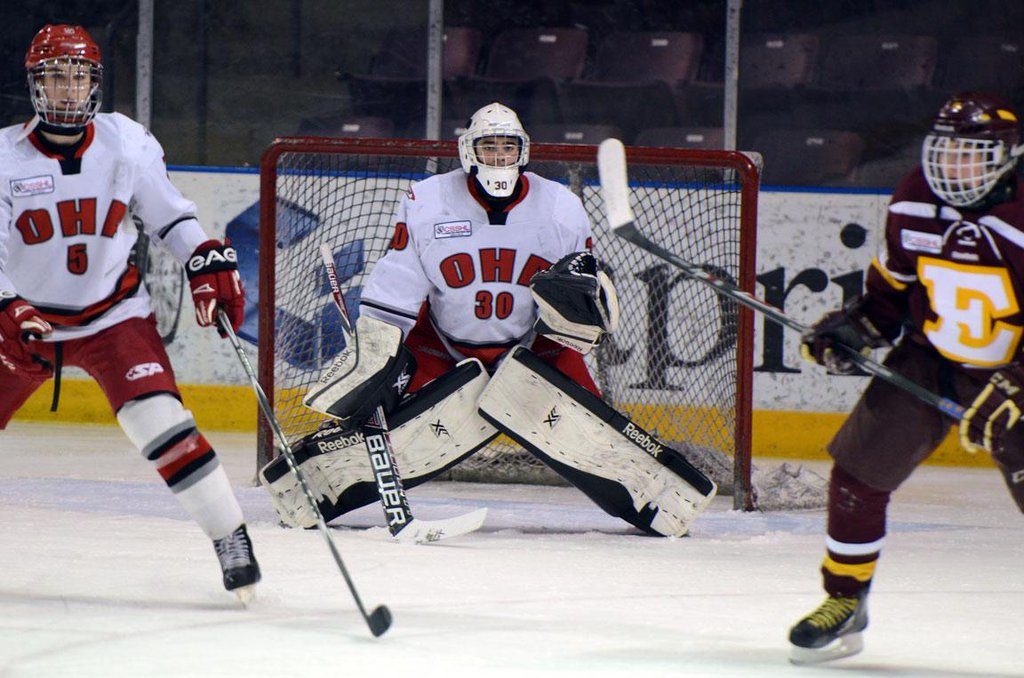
[258,137,759,511]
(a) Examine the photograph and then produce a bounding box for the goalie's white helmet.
[458,102,530,198]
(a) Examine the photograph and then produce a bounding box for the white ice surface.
[1,422,1022,678]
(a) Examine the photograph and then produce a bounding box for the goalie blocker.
[262,358,498,527]
[478,347,716,536]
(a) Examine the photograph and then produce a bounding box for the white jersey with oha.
[359,169,592,357]
[0,112,209,341]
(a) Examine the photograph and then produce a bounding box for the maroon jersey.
[864,167,1024,368]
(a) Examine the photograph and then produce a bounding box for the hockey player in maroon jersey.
[261,102,718,537]
[0,25,259,602]
[790,91,1024,664]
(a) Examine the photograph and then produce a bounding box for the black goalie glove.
[960,366,1024,455]
[530,251,620,354]
[800,297,891,375]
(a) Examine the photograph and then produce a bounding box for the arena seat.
[795,34,938,134]
[345,76,429,132]
[740,33,819,90]
[294,115,395,138]
[358,26,483,80]
[634,126,724,150]
[589,31,703,85]
[812,34,937,92]
[447,76,561,127]
[447,27,588,129]
[752,128,864,186]
[935,36,1024,95]
[848,138,924,189]
[557,80,677,143]
[482,27,589,81]
[342,27,482,135]
[738,33,821,142]
[529,123,622,145]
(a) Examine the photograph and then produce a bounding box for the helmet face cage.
[28,56,103,128]
[458,103,530,198]
[922,134,1012,207]
[922,92,1023,207]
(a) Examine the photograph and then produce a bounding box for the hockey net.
[257,137,821,511]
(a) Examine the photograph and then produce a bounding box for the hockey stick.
[595,138,966,421]
[318,244,488,544]
[216,309,392,637]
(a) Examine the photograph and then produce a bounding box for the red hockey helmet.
[922,91,1024,207]
[25,24,103,128]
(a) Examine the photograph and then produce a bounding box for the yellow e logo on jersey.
[919,257,1022,366]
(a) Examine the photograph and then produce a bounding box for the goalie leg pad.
[303,315,415,424]
[477,347,716,536]
[262,358,498,527]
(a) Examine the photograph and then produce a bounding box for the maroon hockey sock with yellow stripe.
[821,464,891,596]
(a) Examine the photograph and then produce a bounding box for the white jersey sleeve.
[554,183,593,253]
[118,116,208,263]
[358,189,433,336]
[0,151,14,295]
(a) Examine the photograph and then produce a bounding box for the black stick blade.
[368,605,393,637]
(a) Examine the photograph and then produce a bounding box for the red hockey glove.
[800,298,890,375]
[959,366,1024,455]
[0,293,53,378]
[186,239,244,337]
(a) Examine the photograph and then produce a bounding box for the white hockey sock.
[118,394,244,540]
[173,464,244,540]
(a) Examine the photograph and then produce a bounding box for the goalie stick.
[216,310,392,637]
[318,244,488,544]
[595,138,966,421]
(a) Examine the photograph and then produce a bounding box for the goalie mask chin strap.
[466,173,527,225]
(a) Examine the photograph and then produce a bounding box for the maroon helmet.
[922,91,1023,207]
[25,24,103,128]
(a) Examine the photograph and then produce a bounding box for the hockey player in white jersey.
[262,102,717,536]
[0,25,259,601]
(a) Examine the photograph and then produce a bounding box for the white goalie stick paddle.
[595,138,966,421]
[216,310,392,637]
[318,244,488,544]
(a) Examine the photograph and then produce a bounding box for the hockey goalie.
[260,102,716,536]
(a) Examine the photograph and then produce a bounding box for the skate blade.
[789,632,863,665]
[233,584,257,607]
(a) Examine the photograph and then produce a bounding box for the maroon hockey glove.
[186,239,244,337]
[959,366,1024,455]
[0,293,53,378]
[800,298,890,375]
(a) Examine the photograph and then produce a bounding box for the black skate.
[213,524,261,604]
[788,592,868,665]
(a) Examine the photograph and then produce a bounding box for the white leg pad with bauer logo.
[262,358,498,527]
[478,347,717,536]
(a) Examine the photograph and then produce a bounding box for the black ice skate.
[788,592,868,665]
[213,524,261,604]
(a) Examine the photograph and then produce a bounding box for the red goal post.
[257,137,760,510]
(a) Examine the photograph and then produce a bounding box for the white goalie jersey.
[359,169,593,355]
[0,112,209,341]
